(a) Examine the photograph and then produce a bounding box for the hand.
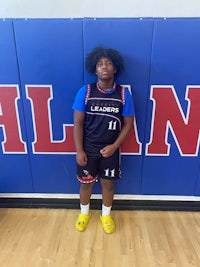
[76,151,87,166]
[100,144,117,158]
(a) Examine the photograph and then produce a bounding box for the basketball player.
[72,46,135,233]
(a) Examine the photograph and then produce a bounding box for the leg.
[80,181,95,205]
[100,178,115,234]
[75,155,98,231]
[98,150,119,233]
[99,149,119,207]
[77,154,98,205]
[100,178,115,207]
[75,181,95,232]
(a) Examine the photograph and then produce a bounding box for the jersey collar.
[96,82,117,94]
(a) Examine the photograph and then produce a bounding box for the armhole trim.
[121,86,125,105]
[85,84,91,105]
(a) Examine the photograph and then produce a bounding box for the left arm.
[100,116,134,157]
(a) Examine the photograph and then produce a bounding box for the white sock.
[102,204,112,217]
[80,203,90,215]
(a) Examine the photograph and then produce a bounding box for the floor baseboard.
[0,198,200,211]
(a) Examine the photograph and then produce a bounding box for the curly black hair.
[85,46,124,76]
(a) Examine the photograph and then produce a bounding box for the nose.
[101,62,108,68]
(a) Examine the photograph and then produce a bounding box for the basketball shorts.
[77,149,121,183]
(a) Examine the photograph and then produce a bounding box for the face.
[95,57,116,81]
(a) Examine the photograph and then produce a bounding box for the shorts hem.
[77,175,98,184]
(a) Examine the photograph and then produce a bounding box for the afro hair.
[85,46,124,76]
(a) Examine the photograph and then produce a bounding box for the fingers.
[76,152,87,166]
[100,146,114,157]
[79,157,87,166]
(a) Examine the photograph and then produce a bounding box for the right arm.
[73,110,87,166]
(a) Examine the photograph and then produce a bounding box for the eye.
[97,62,103,67]
[106,61,112,65]
[96,60,113,67]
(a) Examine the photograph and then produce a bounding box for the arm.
[100,116,134,157]
[73,110,87,166]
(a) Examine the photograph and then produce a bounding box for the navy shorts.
[77,149,121,183]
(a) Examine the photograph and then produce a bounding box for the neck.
[98,80,114,90]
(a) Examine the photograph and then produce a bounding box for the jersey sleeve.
[72,85,87,112]
[122,88,135,116]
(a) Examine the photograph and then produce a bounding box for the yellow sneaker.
[75,213,91,232]
[100,215,115,234]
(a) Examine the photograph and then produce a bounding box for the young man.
[72,46,134,233]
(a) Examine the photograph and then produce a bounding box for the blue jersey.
[73,83,135,154]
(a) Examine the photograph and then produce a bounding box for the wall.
[0,18,200,199]
[1,0,200,18]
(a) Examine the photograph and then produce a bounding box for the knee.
[80,182,94,192]
[100,179,114,191]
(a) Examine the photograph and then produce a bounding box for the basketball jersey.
[83,82,125,154]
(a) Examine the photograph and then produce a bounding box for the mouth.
[102,71,109,75]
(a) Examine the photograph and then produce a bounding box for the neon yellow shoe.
[100,215,115,234]
[75,213,91,232]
